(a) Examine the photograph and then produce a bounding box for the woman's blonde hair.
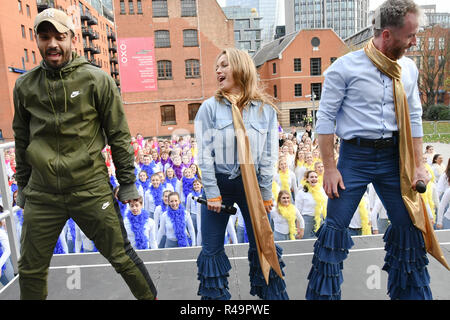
[214,48,279,112]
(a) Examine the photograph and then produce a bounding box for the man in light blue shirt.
[305,0,432,300]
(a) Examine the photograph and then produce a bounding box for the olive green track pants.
[18,182,157,300]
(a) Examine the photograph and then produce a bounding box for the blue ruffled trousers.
[306,139,432,300]
[197,174,289,300]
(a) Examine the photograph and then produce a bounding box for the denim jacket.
[194,96,278,201]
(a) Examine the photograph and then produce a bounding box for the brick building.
[113,0,234,137]
[0,0,116,140]
[406,25,449,106]
[346,24,450,107]
[253,28,348,129]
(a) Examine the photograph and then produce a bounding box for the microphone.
[192,196,237,215]
[416,180,427,194]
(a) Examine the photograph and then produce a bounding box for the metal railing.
[0,141,20,274]
[422,120,450,136]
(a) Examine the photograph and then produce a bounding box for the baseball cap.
[34,8,75,34]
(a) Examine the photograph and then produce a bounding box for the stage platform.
[1,230,449,300]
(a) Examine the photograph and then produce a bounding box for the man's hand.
[323,167,345,199]
[318,134,345,199]
[412,165,430,192]
[113,186,135,204]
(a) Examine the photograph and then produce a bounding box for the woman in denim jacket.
[194,48,289,300]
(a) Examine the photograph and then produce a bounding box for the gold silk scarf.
[364,39,449,270]
[223,93,284,284]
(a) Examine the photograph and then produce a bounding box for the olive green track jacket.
[13,54,136,194]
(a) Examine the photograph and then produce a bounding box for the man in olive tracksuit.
[12,8,157,299]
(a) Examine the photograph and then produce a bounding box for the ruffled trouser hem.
[197,244,289,300]
[382,224,432,300]
[305,222,432,300]
[197,250,232,300]
[305,223,353,300]
[248,244,289,300]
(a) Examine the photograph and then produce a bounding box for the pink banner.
[117,37,157,93]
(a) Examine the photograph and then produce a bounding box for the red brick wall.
[114,0,234,137]
[259,29,348,103]
[0,0,116,140]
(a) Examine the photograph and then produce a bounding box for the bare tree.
[410,25,450,109]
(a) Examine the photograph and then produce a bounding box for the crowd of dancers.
[1,126,450,286]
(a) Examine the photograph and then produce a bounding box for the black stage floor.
[1,230,449,300]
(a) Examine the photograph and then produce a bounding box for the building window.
[290,108,307,127]
[273,85,277,98]
[272,62,277,74]
[428,56,435,69]
[330,57,337,64]
[239,41,251,50]
[18,0,22,13]
[181,0,197,17]
[152,0,168,17]
[32,51,36,64]
[310,58,321,76]
[128,0,135,14]
[294,58,301,72]
[294,83,302,97]
[161,105,176,125]
[183,29,198,47]
[428,37,434,50]
[188,103,201,122]
[155,30,170,48]
[24,49,29,62]
[185,59,200,78]
[438,55,445,68]
[120,0,126,14]
[157,60,172,79]
[311,83,322,100]
[21,25,26,38]
[438,37,445,50]
[137,0,143,14]
[26,4,30,17]
[29,28,33,40]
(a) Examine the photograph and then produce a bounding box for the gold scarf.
[278,204,298,240]
[304,181,327,232]
[223,93,284,283]
[358,197,372,235]
[272,181,280,203]
[278,170,291,192]
[422,163,436,220]
[364,39,449,270]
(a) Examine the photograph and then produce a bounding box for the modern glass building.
[285,0,370,40]
[222,6,263,55]
[226,0,283,43]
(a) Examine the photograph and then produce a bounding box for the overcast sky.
[216,0,449,12]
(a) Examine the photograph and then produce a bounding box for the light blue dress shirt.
[194,96,278,201]
[316,49,423,140]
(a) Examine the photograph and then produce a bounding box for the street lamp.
[305,93,317,128]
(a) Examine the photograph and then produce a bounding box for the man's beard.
[388,44,408,60]
[42,49,72,70]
